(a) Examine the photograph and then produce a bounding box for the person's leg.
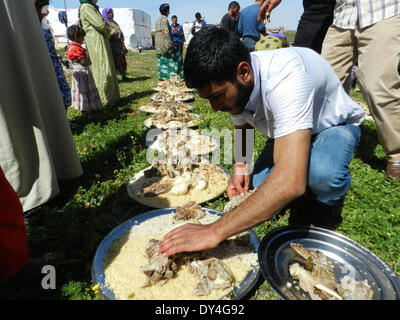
[290,124,361,229]
[321,26,357,93]
[307,124,361,206]
[120,70,127,81]
[294,0,336,53]
[242,38,256,52]
[355,15,400,180]
[157,54,170,80]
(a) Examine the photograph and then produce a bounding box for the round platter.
[150,93,195,102]
[126,164,231,209]
[91,208,261,300]
[143,113,202,130]
[146,131,220,157]
[152,86,195,93]
[258,225,400,300]
[139,103,193,114]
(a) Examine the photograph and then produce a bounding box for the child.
[66,24,101,112]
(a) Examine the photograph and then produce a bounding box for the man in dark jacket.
[220,1,240,35]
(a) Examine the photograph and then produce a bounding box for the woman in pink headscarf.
[102,8,129,82]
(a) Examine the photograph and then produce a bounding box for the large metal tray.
[258,225,400,300]
[91,208,261,300]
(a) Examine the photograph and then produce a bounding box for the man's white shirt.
[230,47,365,139]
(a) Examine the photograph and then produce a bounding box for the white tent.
[47,8,152,49]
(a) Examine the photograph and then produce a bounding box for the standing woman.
[102,8,129,82]
[155,4,180,80]
[34,0,71,110]
[79,0,120,106]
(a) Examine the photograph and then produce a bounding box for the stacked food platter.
[130,75,228,209]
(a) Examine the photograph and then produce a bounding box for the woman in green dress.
[155,3,183,80]
[78,0,119,106]
[102,8,129,82]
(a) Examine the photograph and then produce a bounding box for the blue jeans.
[251,124,361,207]
[242,37,257,52]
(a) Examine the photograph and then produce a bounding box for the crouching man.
[158,27,365,257]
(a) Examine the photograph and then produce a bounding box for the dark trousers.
[294,0,336,54]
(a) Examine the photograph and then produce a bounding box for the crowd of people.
[39,0,132,112]
[1,0,399,295]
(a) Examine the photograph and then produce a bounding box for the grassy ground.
[2,49,399,300]
[283,30,296,43]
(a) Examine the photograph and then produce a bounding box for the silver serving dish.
[126,164,231,209]
[258,225,400,300]
[91,208,261,300]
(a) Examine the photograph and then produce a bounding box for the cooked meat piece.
[168,170,176,179]
[290,243,339,293]
[290,262,343,300]
[223,189,256,213]
[188,257,234,295]
[312,263,338,292]
[207,259,234,289]
[143,166,161,178]
[187,259,209,277]
[173,201,205,222]
[143,181,173,197]
[290,243,376,300]
[290,243,332,271]
[145,239,159,259]
[140,239,178,287]
[338,276,374,300]
[193,277,213,296]
[290,263,319,297]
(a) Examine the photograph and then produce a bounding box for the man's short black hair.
[183,26,250,90]
[229,1,240,10]
[195,12,201,18]
[171,15,177,20]
[67,24,86,41]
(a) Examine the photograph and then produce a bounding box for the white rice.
[103,211,258,300]
[127,165,229,208]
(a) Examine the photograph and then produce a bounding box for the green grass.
[2,49,399,300]
[283,30,296,43]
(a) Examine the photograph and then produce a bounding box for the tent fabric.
[0,0,83,212]
[47,8,152,49]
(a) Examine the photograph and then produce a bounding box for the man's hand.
[157,223,222,257]
[258,0,282,24]
[227,163,250,200]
